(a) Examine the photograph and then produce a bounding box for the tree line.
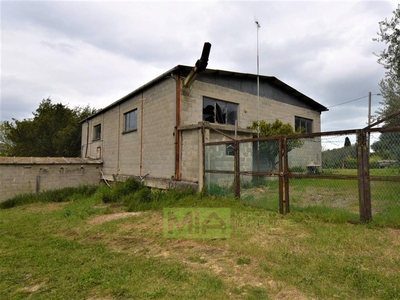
[0,98,96,157]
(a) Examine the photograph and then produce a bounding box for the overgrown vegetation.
[1,179,400,299]
[0,185,98,209]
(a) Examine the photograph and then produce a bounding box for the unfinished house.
[81,64,328,191]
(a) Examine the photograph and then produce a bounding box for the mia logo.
[163,208,231,238]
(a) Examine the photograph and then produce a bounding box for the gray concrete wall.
[181,80,321,132]
[81,74,322,189]
[0,158,102,202]
[82,78,176,185]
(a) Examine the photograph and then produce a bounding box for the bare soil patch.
[87,212,141,225]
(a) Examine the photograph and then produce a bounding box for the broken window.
[203,97,238,125]
[124,109,137,132]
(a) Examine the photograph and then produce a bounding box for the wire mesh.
[204,126,400,225]
[239,140,281,211]
[369,130,400,224]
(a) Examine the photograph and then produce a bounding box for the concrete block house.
[81,64,327,191]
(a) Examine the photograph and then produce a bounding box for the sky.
[1,0,398,132]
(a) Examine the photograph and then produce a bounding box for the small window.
[124,109,137,132]
[295,116,312,133]
[93,124,101,140]
[226,143,235,156]
[203,97,238,125]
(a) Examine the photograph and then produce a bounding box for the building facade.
[81,65,328,190]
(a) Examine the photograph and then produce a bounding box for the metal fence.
[204,114,400,225]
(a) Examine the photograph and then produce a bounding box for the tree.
[248,119,304,172]
[372,5,400,163]
[344,137,351,147]
[0,122,11,156]
[373,4,400,126]
[1,98,96,157]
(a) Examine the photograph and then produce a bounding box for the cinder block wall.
[181,80,321,132]
[0,163,102,203]
[82,78,177,183]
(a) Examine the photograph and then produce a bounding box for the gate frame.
[203,112,400,222]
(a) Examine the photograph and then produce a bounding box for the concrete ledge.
[113,174,199,191]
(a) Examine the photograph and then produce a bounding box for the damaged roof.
[82,65,328,122]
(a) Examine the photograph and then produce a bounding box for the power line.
[327,94,380,109]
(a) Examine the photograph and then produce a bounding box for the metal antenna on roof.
[255,16,261,186]
[255,16,261,139]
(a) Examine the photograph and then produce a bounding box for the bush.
[289,166,305,173]
[101,178,143,203]
[135,187,152,203]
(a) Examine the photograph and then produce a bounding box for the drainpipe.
[85,120,89,158]
[140,93,144,177]
[175,73,181,181]
[117,105,121,175]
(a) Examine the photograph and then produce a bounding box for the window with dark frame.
[203,97,238,125]
[295,116,313,133]
[226,143,235,156]
[124,109,137,132]
[93,124,101,140]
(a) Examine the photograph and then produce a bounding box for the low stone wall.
[0,157,103,202]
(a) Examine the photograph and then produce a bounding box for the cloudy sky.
[1,0,398,132]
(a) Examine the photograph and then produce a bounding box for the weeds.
[1,180,400,299]
[0,185,97,209]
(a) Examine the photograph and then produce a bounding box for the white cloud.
[0,0,398,133]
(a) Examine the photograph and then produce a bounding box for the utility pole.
[255,17,260,139]
[368,92,371,128]
[368,92,371,151]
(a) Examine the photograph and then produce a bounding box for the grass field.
[1,182,400,299]
[238,167,400,228]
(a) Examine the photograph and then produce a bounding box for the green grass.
[324,167,400,176]
[1,180,400,299]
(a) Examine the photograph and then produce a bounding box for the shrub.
[101,178,143,203]
[289,166,306,173]
[135,187,152,203]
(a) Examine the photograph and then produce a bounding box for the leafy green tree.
[248,119,304,172]
[1,98,96,157]
[0,122,11,156]
[373,4,400,126]
[372,5,400,163]
[371,132,400,162]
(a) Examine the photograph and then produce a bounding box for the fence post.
[283,137,290,214]
[234,140,240,198]
[278,137,284,214]
[357,129,372,222]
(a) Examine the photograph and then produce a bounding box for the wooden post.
[234,141,240,198]
[279,138,284,214]
[283,137,290,214]
[357,129,372,222]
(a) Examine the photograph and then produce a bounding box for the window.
[295,116,313,133]
[226,143,235,156]
[124,109,137,132]
[93,124,101,140]
[203,97,238,125]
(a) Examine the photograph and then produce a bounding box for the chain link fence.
[204,124,400,226]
